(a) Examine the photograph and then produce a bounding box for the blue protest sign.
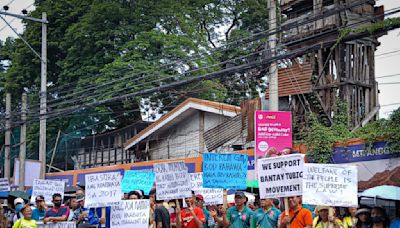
[202,153,248,190]
[121,170,155,195]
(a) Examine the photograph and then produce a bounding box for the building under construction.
[265,0,384,136]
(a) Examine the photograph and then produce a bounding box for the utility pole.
[4,93,11,180]
[269,0,278,111]
[39,12,47,179]
[19,93,27,190]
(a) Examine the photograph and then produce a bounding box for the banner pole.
[284,198,290,228]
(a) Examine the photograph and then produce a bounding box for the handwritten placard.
[111,199,150,228]
[121,170,155,195]
[30,179,65,204]
[303,163,358,207]
[0,178,10,191]
[203,153,248,190]
[85,172,122,208]
[257,154,304,198]
[154,161,192,200]
[190,173,223,205]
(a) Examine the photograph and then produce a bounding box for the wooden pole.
[19,93,27,190]
[48,130,61,172]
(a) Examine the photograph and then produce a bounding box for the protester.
[273,199,281,211]
[154,195,171,228]
[252,198,281,228]
[43,193,69,223]
[12,198,25,224]
[12,204,36,228]
[209,205,224,228]
[355,208,371,228]
[176,194,206,228]
[67,198,78,221]
[390,205,400,228]
[223,191,254,228]
[72,193,100,226]
[127,190,142,200]
[279,196,313,228]
[0,202,9,228]
[312,206,343,228]
[371,207,389,228]
[32,195,47,221]
[195,194,210,228]
[343,207,358,228]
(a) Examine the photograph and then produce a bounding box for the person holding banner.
[12,204,37,228]
[176,194,206,228]
[223,191,255,228]
[312,206,343,228]
[252,198,281,228]
[279,196,313,228]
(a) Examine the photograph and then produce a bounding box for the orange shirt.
[280,206,313,228]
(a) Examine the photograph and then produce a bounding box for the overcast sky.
[0,0,399,119]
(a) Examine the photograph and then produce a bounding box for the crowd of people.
[0,188,399,228]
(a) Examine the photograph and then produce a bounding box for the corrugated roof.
[265,63,313,99]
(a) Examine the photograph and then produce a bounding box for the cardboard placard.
[190,173,223,205]
[111,199,150,228]
[85,172,122,208]
[0,178,10,191]
[203,153,248,190]
[154,161,192,200]
[30,179,65,204]
[303,163,358,207]
[121,170,155,195]
[257,154,304,198]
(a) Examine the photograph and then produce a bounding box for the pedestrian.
[43,193,69,223]
[371,207,389,228]
[343,207,358,228]
[223,191,254,228]
[253,198,281,228]
[312,206,342,228]
[12,198,25,224]
[12,204,36,228]
[195,194,210,228]
[279,196,313,228]
[32,195,47,221]
[154,194,171,228]
[176,193,206,228]
[355,208,371,228]
[0,202,9,228]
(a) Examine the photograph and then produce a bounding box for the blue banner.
[130,163,196,173]
[121,170,155,195]
[331,141,400,163]
[202,153,248,190]
[45,175,74,186]
[77,169,124,185]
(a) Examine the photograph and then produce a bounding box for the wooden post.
[19,93,27,190]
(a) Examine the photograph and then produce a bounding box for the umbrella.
[8,190,30,201]
[359,185,400,201]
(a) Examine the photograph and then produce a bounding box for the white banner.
[111,199,150,228]
[154,161,192,200]
[190,173,223,205]
[0,178,10,191]
[303,163,358,207]
[30,179,65,204]
[85,172,122,208]
[257,154,304,198]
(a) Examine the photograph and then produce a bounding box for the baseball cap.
[14,198,24,206]
[35,195,45,202]
[234,191,245,197]
[76,194,85,202]
[195,194,204,201]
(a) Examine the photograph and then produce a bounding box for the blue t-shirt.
[202,207,210,228]
[96,207,111,228]
[32,208,46,221]
[390,218,400,228]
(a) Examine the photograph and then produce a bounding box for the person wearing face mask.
[355,208,371,228]
[43,193,70,224]
[371,207,388,228]
[12,204,37,228]
[12,198,25,224]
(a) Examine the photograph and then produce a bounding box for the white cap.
[13,198,24,206]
